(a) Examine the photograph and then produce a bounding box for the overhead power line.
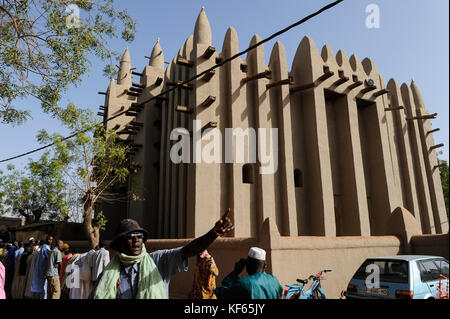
[0,0,344,164]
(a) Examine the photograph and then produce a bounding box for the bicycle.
[283,269,332,299]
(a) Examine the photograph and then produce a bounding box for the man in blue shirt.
[91,208,234,299]
[30,236,52,299]
[215,247,283,299]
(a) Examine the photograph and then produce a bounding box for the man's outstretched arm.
[180,208,234,260]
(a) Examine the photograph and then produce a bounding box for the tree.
[0,0,135,124]
[0,153,70,223]
[37,104,137,249]
[438,155,449,218]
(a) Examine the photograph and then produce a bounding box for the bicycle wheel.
[312,289,324,299]
[288,292,300,299]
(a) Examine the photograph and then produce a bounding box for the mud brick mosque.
[97,8,448,298]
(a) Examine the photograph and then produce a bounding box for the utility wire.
[0,0,344,164]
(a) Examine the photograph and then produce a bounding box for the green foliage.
[0,0,136,124]
[38,104,136,222]
[0,153,70,222]
[438,154,449,218]
[94,210,108,231]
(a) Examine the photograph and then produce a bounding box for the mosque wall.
[98,8,448,241]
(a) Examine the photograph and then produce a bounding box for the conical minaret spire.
[149,38,164,71]
[194,6,212,45]
[117,47,132,86]
[107,77,116,96]
[107,77,115,90]
[410,79,426,109]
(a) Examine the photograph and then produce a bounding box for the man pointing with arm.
[91,208,234,299]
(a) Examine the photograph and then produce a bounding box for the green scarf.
[93,245,166,299]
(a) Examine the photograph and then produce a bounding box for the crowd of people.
[0,209,284,299]
[0,236,110,299]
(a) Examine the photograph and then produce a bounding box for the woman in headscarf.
[188,250,219,299]
[59,244,72,284]
[61,252,79,299]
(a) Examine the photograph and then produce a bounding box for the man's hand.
[213,208,234,236]
[206,257,214,267]
[181,208,234,260]
[234,258,246,275]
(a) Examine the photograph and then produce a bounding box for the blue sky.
[0,0,448,173]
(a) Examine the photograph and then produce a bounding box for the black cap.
[109,219,148,251]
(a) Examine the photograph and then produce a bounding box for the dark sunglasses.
[126,232,144,240]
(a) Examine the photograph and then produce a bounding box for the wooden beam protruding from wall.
[427,128,440,135]
[384,105,404,111]
[176,57,194,67]
[125,111,139,117]
[129,121,144,127]
[201,70,215,82]
[241,70,272,84]
[333,70,349,86]
[155,77,163,86]
[201,121,217,133]
[129,103,143,112]
[202,46,216,59]
[290,66,334,93]
[406,113,437,121]
[429,143,444,151]
[167,81,194,90]
[372,88,389,97]
[200,96,216,108]
[359,85,377,94]
[126,90,140,97]
[176,105,193,113]
[266,76,294,89]
[347,80,363,90]
[129,87,142,93]
[132,82,145,88]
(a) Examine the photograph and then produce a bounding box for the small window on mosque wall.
[294,169,303,188]
[242,164,255,184]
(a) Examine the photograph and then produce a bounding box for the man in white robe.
[92,242,110,284]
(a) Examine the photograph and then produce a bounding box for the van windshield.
[353,259,409,284]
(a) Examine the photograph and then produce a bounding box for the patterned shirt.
[188,256,219,299]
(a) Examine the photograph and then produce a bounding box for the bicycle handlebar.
[294,270,332,285]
